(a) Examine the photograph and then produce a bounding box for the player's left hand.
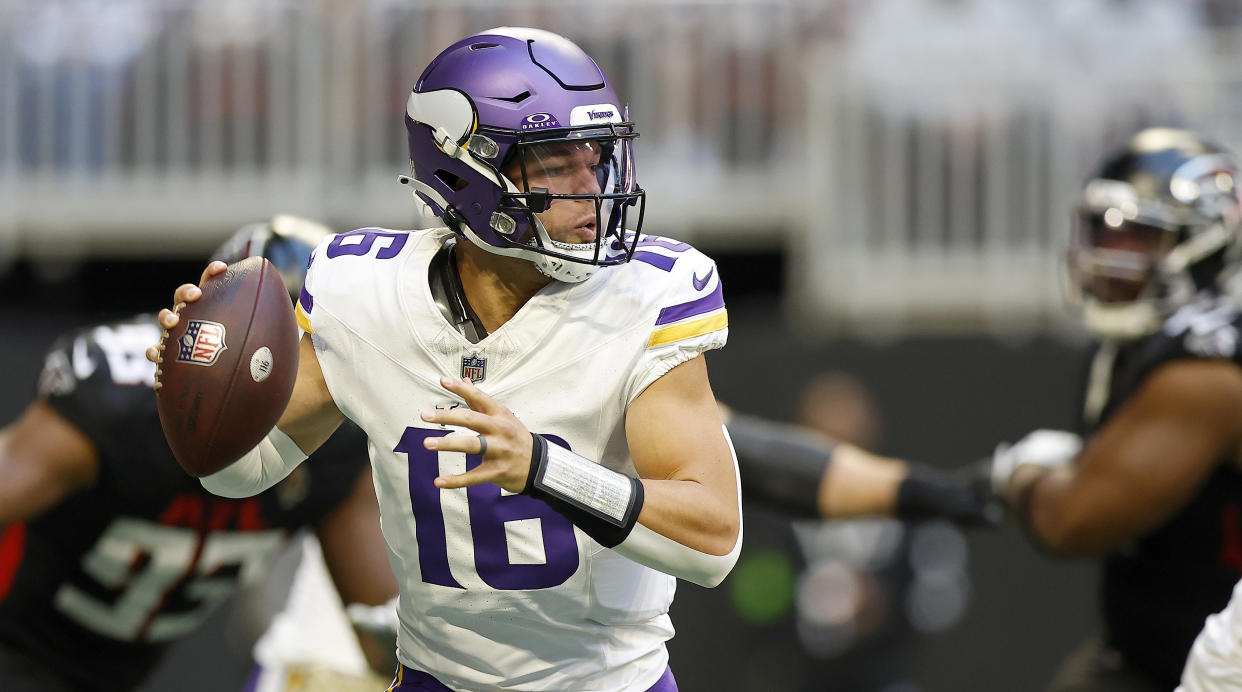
[144,261,229,365]
[420,376,534,493]
[989,429,1082,496]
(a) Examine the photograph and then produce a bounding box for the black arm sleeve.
[726,412,831,518]
[896,463,1001,526]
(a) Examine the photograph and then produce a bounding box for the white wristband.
[200,427,308,498]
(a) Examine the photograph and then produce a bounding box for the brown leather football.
[155,256,299,477]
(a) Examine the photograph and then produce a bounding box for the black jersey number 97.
[54,517,283,642]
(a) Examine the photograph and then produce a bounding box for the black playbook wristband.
[523,433,644,548]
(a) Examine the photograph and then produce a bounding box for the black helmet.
[1068,128,1242,338]
[210,215,334,302]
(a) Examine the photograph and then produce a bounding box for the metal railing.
[0,0,808,258]
[792,13,1242,335]
[4,1,1242,334]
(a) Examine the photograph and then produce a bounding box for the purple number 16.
[394,428,580,590]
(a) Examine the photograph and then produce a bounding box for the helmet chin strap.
[1080,266,1200,339]
[454,219,599,284]
[532,247,599,283]
[1082,299,1164,340]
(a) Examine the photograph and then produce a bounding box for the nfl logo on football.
[461,355,486,383]
[176,320,228,366]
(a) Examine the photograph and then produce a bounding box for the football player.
[152,28,740,692]
[989,128,1242,692]
[0,216,397,692]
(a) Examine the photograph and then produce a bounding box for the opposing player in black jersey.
[0,215,397,692]
[988,128,1242,692]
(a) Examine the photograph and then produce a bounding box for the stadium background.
[2,1,1238,690]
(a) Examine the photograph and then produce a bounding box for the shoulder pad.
[629,236,726,349]
[38,317,160,399]
[1160,297,1241,360]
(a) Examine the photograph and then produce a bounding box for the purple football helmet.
[401,27,644,282]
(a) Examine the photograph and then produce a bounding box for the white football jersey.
[296,227,728,691]
[1178,578,1242,692]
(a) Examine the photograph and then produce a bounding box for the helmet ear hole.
[435,170,468,191]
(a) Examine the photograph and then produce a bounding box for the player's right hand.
[989,429,1082,497]
[145,261,229,364]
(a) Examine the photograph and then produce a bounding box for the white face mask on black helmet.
[1066,128,1242,339]
[210,214,333,302]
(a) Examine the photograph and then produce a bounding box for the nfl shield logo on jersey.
[461,355,486,383]
[177,320,228,366]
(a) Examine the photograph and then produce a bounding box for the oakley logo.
[521,112,560,130]
[692,268,714,291]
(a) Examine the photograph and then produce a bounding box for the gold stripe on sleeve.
[646,310,728,348]
[295,302,315,335]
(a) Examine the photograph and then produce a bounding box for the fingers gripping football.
[420,377,535,493]
[145,261,229,370]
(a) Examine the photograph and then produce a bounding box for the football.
[155,256,300,477]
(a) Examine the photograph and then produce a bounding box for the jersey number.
[55,518,283,641]
[395,427,579,590]
[326,230,408,260]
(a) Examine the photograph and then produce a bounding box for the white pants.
[1178,578,1242,692]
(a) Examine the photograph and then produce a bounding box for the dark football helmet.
[400,27,644,283]
[1068,128,1242,338]
[210,214,333,301]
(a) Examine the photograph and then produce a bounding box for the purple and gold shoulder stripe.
[647,281,727,348]
[295,286,315,334]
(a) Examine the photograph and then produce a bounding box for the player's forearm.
[0,407,99,525]
[524,430,741,587]
[635,478,741,557]
[200,426,307,498]
[346,597,400,677]
[612,424,742,587]
[612,473,741,588]
[819,446,904,517]
[1012,465,1114,555]
[353,624,399,677]
[727,411,992,524]
[0,465,72,526]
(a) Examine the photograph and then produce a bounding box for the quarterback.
[152,28,740,692]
